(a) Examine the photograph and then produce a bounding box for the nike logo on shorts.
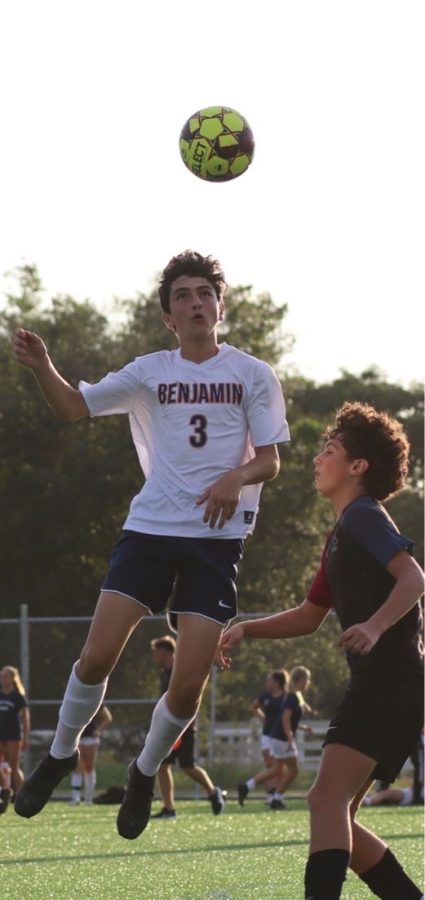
[218,599,233,609]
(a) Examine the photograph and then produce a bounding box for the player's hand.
[196,470,244,529]
[339,620,381,655]
[12,328,49,369]
[215,623,245,668]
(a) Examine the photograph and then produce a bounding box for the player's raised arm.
[12,328,89,422]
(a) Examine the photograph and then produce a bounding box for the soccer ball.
[179,106,254,182]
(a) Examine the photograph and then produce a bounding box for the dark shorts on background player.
[323,670,424,783]
[163,727,196,768]
[102,530,244,627]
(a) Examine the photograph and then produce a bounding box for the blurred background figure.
[364,730,424,808]
[0,665,30,798]
[239,668,289,806]
[267,665,315,810]
[70,704,113,805]
[252,669,288,803]
[238,665,315,810]
[150,635,226,819]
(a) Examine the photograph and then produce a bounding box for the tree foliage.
[0,265,422,722]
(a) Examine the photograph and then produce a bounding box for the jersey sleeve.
[79,358,143,417]
[281,693,298,713]
[16,693,28,711]
[246,362,290,446]
[307,555,334,608]
[342,500,414,567]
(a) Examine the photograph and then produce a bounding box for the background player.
[0,666,30,796]
[238,668,288,806]
[251,669,288,803]
[150,635,225,819]
[12,249,289,840]
[218,402,424,900]
[267,665,315,810]
[69,704,113,805]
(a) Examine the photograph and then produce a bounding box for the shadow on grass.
[2,831,423,868]
[1,837,308,867]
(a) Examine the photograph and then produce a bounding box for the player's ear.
[351,458,369,476]
[162,311,177,333]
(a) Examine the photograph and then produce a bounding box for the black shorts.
[163,726,196,769]
[102,530,244,628]
[323,669,424,783]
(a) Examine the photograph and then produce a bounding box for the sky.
[0,0,423,386]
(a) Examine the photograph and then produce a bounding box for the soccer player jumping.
[11,250,289,839]
[217,402,424,900]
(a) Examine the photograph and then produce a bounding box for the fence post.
[20,604,30,695]
[208,665,217,768]
[20,603,30,775]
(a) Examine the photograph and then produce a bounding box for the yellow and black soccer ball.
[179,106,255,182]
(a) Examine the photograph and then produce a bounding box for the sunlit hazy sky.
[1,0,423,385]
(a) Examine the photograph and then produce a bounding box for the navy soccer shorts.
[101,530,244,628]
[163,725,196,768]
[323,669,424,783]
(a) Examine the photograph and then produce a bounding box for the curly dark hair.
[324,401,410,501]
[158,249,227,312]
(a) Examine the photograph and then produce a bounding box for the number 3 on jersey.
[190,414,208,447]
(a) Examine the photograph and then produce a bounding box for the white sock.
[50,663,108,759]
[246,778,256,791]
[272,792,283,801]
[70,773,82,802]
[84,771,96,803]
[137,695,193,777]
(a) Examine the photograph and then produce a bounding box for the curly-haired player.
[218,402,424,900]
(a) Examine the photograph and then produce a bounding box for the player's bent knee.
[77,648,112,683]
[168,678,205,712]
[307,782,328,814]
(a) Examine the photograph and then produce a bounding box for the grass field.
[1,796,423,899]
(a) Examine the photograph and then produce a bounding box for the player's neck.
[331,485,366,519]
[178,335,220,364]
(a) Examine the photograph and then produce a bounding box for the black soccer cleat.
[151,806,177,819]
[237,782,249,806]
[210,786,227,815]
[116,760,154,840]
[14,750,80,818]
[270,798,287,810]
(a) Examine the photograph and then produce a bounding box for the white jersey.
[79,342,289,538]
